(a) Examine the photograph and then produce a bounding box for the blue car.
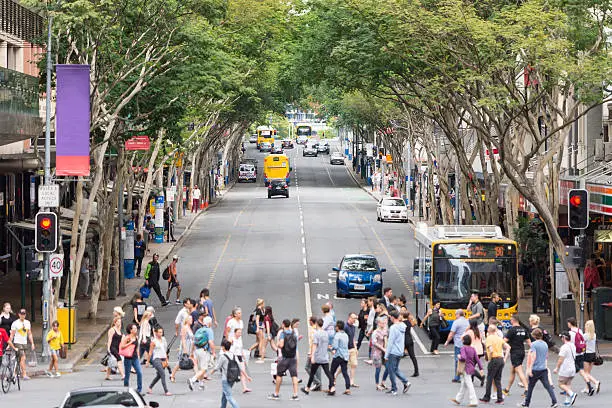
[334,254,385,298]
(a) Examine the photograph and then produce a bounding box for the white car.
[238,163,256,182]
[377,197,409,223]
[57,387,159,408]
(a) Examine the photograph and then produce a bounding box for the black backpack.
[282,331,297,358]
[225,354,241,384]
[162,266,170,280]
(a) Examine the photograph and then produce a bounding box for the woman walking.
[138,310,153,366]
[147,326,172,396]
[262,306,277,362]
[357,299,369,350]
[229,327,252,393]
[451,335,483,407]
[422,302,443,354]
[249,299,266,360]
[465,319,485,386]
[402,311,419,377]
[105,317,125,380]
[170,315,195,382]
[583,320,601,394]
[371,316,388,390]
[121,323,143,393]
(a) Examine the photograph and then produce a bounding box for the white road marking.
[304,283,313,316]
[302,247,306,255]
[304,269,308,278]
[325,166,336,186]
[303,257,307,266]
[411,327,430,354]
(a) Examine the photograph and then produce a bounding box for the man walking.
[134,235,145,278]
[344,312,359,387]
[9,309,35,380]
[467,293,485,337]
[209,339,250,408]
[191,185,201,213]
[554,332,578,406]
[144,253,169,306]
[487,292,500,329]
[301,318,332,395]
[304,316,322,391]
[268,319,299,401]
[385,310,411,396]
[189,316,216,390]
[480,325,510,404]
[445,309,470,382]
[503,315,531,395]
[518,328,558,407]
[165,255,182,304]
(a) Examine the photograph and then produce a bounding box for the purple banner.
[56,64,90,176]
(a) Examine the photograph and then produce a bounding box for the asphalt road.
[6,141,610,408]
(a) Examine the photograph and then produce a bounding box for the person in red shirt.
[0,327,17,366]
[585,259,601,291]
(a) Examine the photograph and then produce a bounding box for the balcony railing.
[0,66,42,145]
[0,0,44,42]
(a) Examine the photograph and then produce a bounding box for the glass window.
[64,391,138,407]
[341,257,379,271]
[382,199,405,206]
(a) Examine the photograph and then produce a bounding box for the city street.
[4,142,610,407]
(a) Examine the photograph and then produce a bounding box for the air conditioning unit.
[605,142,612,162]
[595,139,604,161]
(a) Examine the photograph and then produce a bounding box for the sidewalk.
[0,184,234,376]
[345,163,612,360]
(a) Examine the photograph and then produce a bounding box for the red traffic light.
[40,217,52,229]
[569,195,581,207]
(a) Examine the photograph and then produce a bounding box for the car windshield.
[382,199,405,206]
[341,257,378,271]
[63,391,140,408]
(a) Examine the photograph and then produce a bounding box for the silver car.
[303,144,318,157]
[330,152,344,165]
[317,140,330,154]
[56,387,159,408]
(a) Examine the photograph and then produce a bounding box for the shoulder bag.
[593,341,604,366]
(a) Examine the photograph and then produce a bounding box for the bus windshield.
[432,243,517,309]
[296,126,311,136]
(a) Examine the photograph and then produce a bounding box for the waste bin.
[593,287,612,339]
[57,305,76,344]
[603,302,612,340]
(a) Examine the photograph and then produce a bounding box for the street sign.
[125,135,151,150]
[38,185,59,208]
[49,253,64,278]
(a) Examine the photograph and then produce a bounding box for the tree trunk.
[137,130,163,236]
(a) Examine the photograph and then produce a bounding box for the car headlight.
[373,274,382,283]
[338,271,348,282]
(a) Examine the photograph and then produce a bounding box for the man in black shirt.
[144,253,169,307]
[344,313,359,387]
[487,292,500,326]
[503,315,531,396]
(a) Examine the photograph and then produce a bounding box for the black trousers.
[357,328,368,350]
[429,326,441,352]
[149,281,166,304]
[307,362,332,389]
[330,357,350,390]
[135,257,144,277]
[483,357,504,402]
[405,342,419,374]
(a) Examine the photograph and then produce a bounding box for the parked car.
[376,197,409,222]
[260,141,272,152]
[267,179,289,198]
[303,144,318,157]
[248,134,258,143]
[56,387,159,408]
[281,139,294,149]
[317,140,330,154]
[271,146,284,154]
[330,152,344,165]
[334,254,385,298]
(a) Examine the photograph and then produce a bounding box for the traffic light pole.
[41,7,54,361]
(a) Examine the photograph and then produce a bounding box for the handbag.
[100,353,109,367]
[440,316,449,329]
[119,341,136,358]
[139,285,151,299]
[457,359,466,376]
[59,344,67,359]
[161,359,169,369]
[28,350,38,367]
[179,353,194,370]
[594,341,604,366]
[107,353,118,370]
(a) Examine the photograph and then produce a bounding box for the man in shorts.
[165,255,182,304]
[9,309,35,379]
[268,319,299,401]
[344,312,359,387]
[503,314,531,396]
[554,332,577,406]
[189,316,216,390]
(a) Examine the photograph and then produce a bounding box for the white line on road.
[304,282,313,317]
[207,234,231,289]
[302,247,306,255]
[303,257,307,266]
[304,269,308,278]
[325,166,336,186]
[301,237,305,244]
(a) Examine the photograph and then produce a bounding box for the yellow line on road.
[369,225,412,293]
[207,234,231,288]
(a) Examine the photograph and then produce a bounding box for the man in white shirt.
[191,185,201,213]
[10,309,35,379]
[175,298,194,336]
[225,307,244,342]
[554,331,577,406]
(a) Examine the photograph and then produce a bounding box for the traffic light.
[568,189,589,229]
[564,245,585,269]
[35,212,58,252]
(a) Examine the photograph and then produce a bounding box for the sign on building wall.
[55,65,91,176]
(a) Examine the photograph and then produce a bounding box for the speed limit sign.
[49,254,64,278]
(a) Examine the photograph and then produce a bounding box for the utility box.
[557,297,576,329]
[57,305,76,344]
[593,287,612,340]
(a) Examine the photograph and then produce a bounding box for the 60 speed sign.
[49,254,64,278]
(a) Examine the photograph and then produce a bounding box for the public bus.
[257,127,276,149]
[413,223,518,331]
[295,124,313,144]
[263,154,291,186]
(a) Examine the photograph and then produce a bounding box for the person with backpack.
[209,339,251,408]
[268,319,299,401]
[165,255,182,304]
[567,317,595,395]
[262,306,278,362]
[528,314,555,349]
[189,316,216,390]
[247,298,265,360]
[144,253,170,307]
[229,327,252,393]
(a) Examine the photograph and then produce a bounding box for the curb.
[42,182,237,375]
[343,163,416,227]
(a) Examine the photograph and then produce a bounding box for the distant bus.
[295,124,312,144]
[263,154,291,186]
[413,223,518,331]
[257,127,276,149]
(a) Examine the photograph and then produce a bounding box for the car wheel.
[285,193,289,198]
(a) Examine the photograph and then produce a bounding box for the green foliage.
[514,217,549,266]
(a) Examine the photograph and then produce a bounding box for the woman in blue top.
[329,320,351,396]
